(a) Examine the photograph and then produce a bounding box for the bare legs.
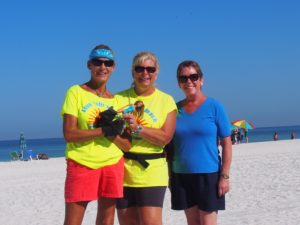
[96,197,117,225]
[64,198,117,225]
[118,207,163,225]
[64,201,88,225]
[184,206,217,225]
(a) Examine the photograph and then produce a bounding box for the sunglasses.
[178,73,200,83]
[134,66,156,73]
[91,59,114,67]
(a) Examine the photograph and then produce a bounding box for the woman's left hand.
[218,178,230,197]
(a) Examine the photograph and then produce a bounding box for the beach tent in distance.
[231,119,255,130]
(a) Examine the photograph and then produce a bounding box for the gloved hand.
[102,119,126,137]
[97,107,118,127]
[100,107,117,121]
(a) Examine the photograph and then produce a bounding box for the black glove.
[100,107,117,121]
[97,107,118,127]
[102,119,126,137]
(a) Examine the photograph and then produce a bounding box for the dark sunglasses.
[178,73,200,83]
[91,59,114,67]
[134,66,156,73]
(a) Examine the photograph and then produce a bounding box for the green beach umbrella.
[19,132,27,160]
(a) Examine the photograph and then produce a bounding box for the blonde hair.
[131,51,160,74]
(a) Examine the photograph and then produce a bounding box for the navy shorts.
[170,172,225,212]
[116,186,166,209]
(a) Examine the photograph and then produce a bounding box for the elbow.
[122,144,132,152]
[160,133,174,146]
[63,133,73,143]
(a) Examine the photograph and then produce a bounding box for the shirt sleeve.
[61,86,79,118]
[215,101,231,138]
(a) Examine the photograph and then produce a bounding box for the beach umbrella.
[231,119,255,130]
[230,124,239,131]
[19,132,27,160]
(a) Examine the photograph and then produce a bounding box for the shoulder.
[155,88,175,101]
[64,85,81,97]
[66,85,81,93]
[176,100,185,109]
[155,88,171,96]
[115,88,133,97]
[206,97,220,104]
[114,88,133,108]
[205,97,225,109]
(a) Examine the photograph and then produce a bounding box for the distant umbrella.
[19,132,27,160]
[230,124,239,131]
[231,119,255,130]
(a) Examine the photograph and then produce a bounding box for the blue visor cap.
[89,49,114,60]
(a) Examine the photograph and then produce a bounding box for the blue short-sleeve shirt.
[172,97,230,173]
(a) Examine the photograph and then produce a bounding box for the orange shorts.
[65,158,124,202]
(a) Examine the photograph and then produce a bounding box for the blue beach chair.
[26,149,39,160]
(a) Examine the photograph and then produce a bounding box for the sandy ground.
[1,139,299,225]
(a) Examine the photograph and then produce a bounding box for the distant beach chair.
[26,149,39,161]
[10,151,21,161]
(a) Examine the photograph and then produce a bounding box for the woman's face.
[132,59,158,89]
[88,57,115,83]
[178,66,202,96]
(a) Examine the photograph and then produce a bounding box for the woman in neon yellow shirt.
[61,44,130,225]
[115,52,177,225]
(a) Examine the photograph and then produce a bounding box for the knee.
[96,217,114,225]
[186,217,200,225]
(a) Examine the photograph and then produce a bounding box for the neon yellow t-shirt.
[115,88,177,187]
[61,85,123,169]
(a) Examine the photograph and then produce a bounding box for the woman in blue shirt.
[169,60,232,225]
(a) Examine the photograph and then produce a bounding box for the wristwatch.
[220,173,230,179]
[131,125,143,136]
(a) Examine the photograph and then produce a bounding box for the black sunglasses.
[178,74,200,83]
[134,66,156,73]
[91,59,114,67]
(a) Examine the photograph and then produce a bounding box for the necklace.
[85,82,106,97]
[95,88,106,97]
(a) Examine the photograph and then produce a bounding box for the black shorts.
[116,186,166,209]
[170,172,225,212]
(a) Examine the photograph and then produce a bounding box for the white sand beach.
[1,140,300,225]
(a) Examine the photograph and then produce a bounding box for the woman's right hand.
[123,113,138,133]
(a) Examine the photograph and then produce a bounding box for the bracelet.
[220,173,230,179]
[131,125,143,136]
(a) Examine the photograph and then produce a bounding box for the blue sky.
[1,0,299,140]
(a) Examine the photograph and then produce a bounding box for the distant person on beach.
[61,44,131,225]
[291,132,296,139]
[243,128,249,143]
[273,132,279,141]
[237,129,242,144]
[167,60,232,225]
[115,51,177,225]
[231,128,239,144]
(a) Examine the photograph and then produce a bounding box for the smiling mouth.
[184,86,196,90]
[140,77,150,81]
[96,71,107,76]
